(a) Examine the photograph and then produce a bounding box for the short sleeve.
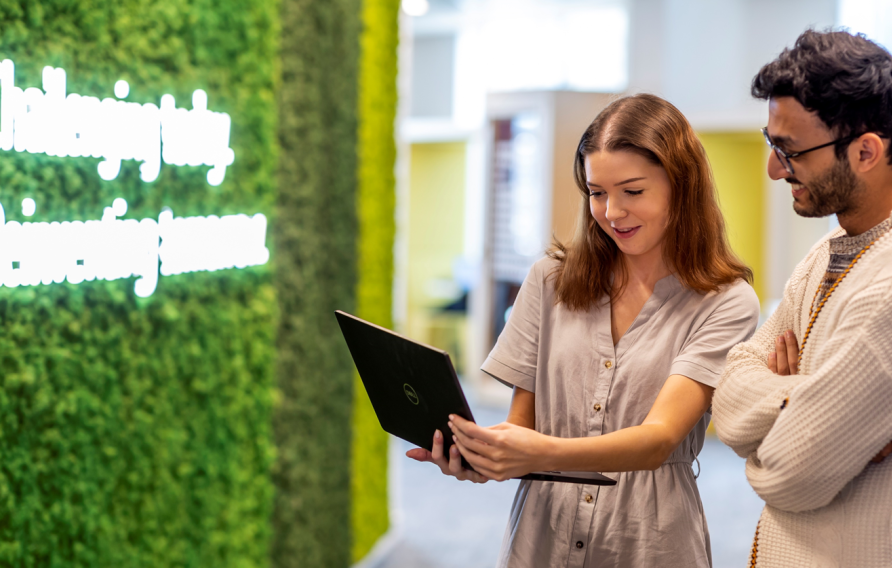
[669,281,761,388]
[480,260,548,392]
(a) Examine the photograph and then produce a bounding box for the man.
[712,29,892,567]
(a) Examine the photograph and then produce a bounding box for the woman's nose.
[605,199,626,221]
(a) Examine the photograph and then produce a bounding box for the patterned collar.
[829,215,892,255]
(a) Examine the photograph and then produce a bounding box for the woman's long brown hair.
[548,93,752,310]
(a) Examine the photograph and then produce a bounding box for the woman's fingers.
[447,444,464,475]
[405,448,432,462]
[453,429,494,457]
[408,428,488,483]
[454,437,504,478]
[428,429,455,475]
[402,427,493,483]
[468,472,489,483]
[431,429,447,468]
[449,414,498,445]
[446,444,490,483]
[431,429,444,459]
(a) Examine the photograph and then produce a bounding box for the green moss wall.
[274,0,399,562]
[0,0,279,566]
[351,0,400,562]
[0,1,398,566]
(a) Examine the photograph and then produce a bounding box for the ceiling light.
[402,0,429,17]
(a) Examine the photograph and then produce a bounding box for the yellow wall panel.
[698,132,766,302]
[406,142,468,365]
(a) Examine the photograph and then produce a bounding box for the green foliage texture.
[0,0,399,566]
[351,0,400,562]
[271,1,368,568]
[0,0,279,566]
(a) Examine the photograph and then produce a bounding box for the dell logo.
[403,383,419,405]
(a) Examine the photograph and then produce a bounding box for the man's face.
[766,96,863,218]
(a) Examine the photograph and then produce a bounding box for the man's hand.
[768,329,799,375]
[872,442,892,464]
[767,330,892,464]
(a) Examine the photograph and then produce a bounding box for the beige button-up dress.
[481,257,759,568]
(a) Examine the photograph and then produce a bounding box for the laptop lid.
[335,310,473,456]
[335,310,616,487]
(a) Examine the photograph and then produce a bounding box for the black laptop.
[335,310,616,486]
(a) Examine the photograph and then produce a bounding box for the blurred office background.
[372,1,892,568]
[1,2,890,568]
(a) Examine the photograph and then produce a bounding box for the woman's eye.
[625,189,644,196]
[588,191,604,198]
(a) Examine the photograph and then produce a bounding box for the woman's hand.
[405,429,489,483]
[449,414,552,481]
[768,329,799,375]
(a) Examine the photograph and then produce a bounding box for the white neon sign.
[0,59,235,186]
[0,199,269,297]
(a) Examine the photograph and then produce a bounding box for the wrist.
[539,434,564,471]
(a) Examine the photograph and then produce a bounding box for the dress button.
[604,361,613,369]
[576,541,584,549]
[593,403,602,412]
[584,494,593,503]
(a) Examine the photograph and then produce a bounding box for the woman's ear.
[851,133,886,173]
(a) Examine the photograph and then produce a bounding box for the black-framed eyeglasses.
[761,127,860,176]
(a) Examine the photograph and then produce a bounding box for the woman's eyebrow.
[586,177,647,188]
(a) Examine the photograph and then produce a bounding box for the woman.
[408,94,759,567]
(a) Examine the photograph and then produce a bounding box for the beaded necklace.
[798,235,880,366]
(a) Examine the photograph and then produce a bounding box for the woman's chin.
[613,241,641,256]
[614,240,661,259]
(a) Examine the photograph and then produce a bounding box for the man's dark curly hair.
[752,29,892,163]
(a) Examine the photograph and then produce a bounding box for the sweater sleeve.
[743,276,892,512]
[712,269,809,458]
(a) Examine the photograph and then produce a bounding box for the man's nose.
[767,150,790,181]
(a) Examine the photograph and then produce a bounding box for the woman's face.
[584,150,672,259]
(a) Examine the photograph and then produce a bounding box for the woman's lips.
[613,226,641,239]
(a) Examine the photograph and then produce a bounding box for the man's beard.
[792,158,863,218]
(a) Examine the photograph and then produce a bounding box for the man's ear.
[850,133,886,173]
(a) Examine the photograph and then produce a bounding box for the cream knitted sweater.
[713,223,892,568]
